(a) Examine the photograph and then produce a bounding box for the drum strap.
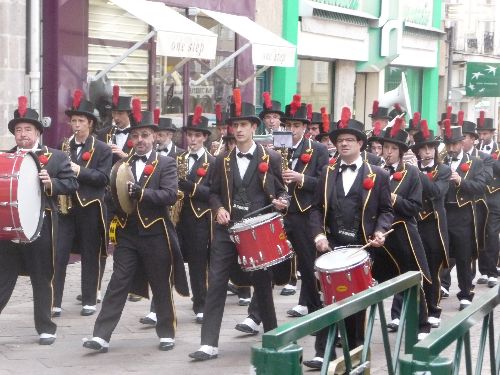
[109,217,119,244]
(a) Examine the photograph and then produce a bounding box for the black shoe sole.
[234,324,258,335]
[83,341,108,353]
[159,343,175,351]
[188,351,218,361]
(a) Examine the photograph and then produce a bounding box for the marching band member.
[442,121,487,310]
[209,104,228,156]
[475,112,499,288]
[410,121,451,328]
[189,89,289,361]
[303,108,393,369]
[378,119,431,338]
[368,100,391,128]
[52,91,112,317]
[0,98,78,345]
[156,117,184,158]
[307,107,324,140]
[367,121,384,158]
[83,102,188,353]
[257,91,284,135]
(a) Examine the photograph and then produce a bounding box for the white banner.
[156,31,217,59]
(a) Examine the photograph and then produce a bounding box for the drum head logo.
[336,285,348,293]
[279,232,286,240]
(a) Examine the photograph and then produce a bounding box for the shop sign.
[465,62,500,97]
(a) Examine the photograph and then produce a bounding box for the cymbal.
[110,160,137,215]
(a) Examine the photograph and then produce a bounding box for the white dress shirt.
[115,126,131,150]
[18,141,40,152]
[134,149,153,180]
[339,156,363,194]
[450,150,463,172]
[235,142,257,179]
[159,141,173,157]
[290,137,303,170]
[480,140,495,154]
[188,147,206,173]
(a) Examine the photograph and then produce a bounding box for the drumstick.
[241,203,274,219]
[359,229,394,250]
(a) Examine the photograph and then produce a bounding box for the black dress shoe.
[235,323,258,335]
[81,308,96,316]
[77,294,102,303]
[159,342,175,351]
[280,288,296,296]
[128,294,142,302]
[387,322,399,332]
[195,316,204,324]
[188,351,218,361]
[83,340,108,353]
[51,311,61,318]
[39,337,56,345]
[139,317,157,326]
[286,309,306,318]
[303,359,323,369]
[227,283,239,295]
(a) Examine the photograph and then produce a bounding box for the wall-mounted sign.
[465,62,500,97]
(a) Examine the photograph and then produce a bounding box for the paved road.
[0,259,498,374]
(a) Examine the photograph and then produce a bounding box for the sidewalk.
[0,259,498,374]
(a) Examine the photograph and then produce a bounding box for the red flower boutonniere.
[126,140,134,148]
[143,164,154,176]
[82,151,91,161]
[427,172,434,181]
[460,163,470,172]
[258,162,269,173]
[363,177,375,190]
[300,152,312,164]
[38,155,49,166]
[329,157,337,165]
[492,152,499,160]
[197,164,208,177]
[392,171,403,181]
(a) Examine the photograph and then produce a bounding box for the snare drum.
[315,245,375,305]
[229,212,293,271]
[0,151,44,242]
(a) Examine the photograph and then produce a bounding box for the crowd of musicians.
[0,86,498,369]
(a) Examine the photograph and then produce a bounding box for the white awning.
[111,0,217,60]
[200,9,296,67]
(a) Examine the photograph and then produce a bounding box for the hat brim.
[282,117,311,125]
[315,132,330,142]
[183,126,211,135]
[367,136,383,143]
[130,124,158,132]
[462,131,478,139]
[65,110,98,126]
[258,109,285,119]
[8,118,44,134]
[379,137,410,152]
[368,114,391,120]
[155,126,177,133]
[443,136,465,144]
[410,140,440,152]
[228,116,261,125]
[329,129,367,151]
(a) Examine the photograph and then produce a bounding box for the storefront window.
[297,59,333,112]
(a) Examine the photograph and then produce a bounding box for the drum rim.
[240,251,294,272]
[315,245,370,273]
[229,211,281,233]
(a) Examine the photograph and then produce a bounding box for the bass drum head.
[315,246,368,272]
[230,212,279,231]
[17,153,42,240]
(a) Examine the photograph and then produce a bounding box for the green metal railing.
[399,286,500,375]
[251,271,422,375]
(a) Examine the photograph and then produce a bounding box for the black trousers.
[285,212,321,312]
[478,194,500,278]
[0,215,56,335]
[200,224,276,347]
[178,208,211,314]
[93,229,175,341]
[53,203,102,307]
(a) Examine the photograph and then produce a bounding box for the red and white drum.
[0,151,43,242]
[229,212,293,271]
[315,245,375,305]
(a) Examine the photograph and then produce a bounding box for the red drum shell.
[315,245,374,305]
[229,212,293,271]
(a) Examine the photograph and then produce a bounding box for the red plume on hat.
[132,97,142,123]
[72,89,83,110]
[153,108,160,125]
[192,105,203,125]
[372,121,382,136]
[478,110,485,128]
[233,88,242,117]
[321,107,330,133]
[412,112,421,129]
[215,103,222,123]
[457,110,464,126]
[290,94,301,116]
[390,117,403,137]
[112,85,120,106]
[339,106,351,129]
[420,120,430,140]
[372,100,379,115]
[307,104,313,121]
[446,105,453,120]
[443,119,452,138]
[262,92,272,110]
[18,96,28,117]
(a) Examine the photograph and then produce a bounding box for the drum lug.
[277,244,283,256]
[269,222,275,233]
[0,201,18,208]
[2,227,22,232]
[0,173,18,179]
[363,263,370,275]
[346,271,351,282]
[326,274,331,284]
[250,257,256,268]
[286,240,293,250]
[237,256,241,265]
[242,256,247,266]
[251,229,256,241]
[259,251,264,261]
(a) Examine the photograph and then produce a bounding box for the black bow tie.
[115,128,130,135]
[483,145,491,151]
[189,153,199,160]
[237,152,253,160]
[385,165,396,175]
[451,157,459,161]
[158,147,169,153]
[420,166,433,173]
[339,164,357,172]
[71,142,84,150]
[131,154,147,163]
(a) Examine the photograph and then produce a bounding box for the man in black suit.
[52,91,112,317]
[189,90,289,361]
[410,122,451,328]
[256,91,284,135]
[83,104,188,353]
[442,123,487,310]
[303,108,393,369]
[156,117,184,158]
[0,99,78,345]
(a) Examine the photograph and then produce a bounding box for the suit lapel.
[224,149,235,210]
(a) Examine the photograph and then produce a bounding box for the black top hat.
[156,117,177,132]
[227,89,260,125]
[310,112,324,125]
[407,112,421,132]
[128,98,157,131]
[476,111,495,131]
[388,104,405,121]
[65,90,98,125]
[369,101,391,119]
[8,96,44,134]
[259,92,284,119]
[461,121,478,138]
[329,107,367,149]
[184,105,211,135]
[438,107,458,125]
[282,95,310,124]
[410,121,440,152]
[111,85,132,112]
[380,119,410,152]
[443,124,464,144]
